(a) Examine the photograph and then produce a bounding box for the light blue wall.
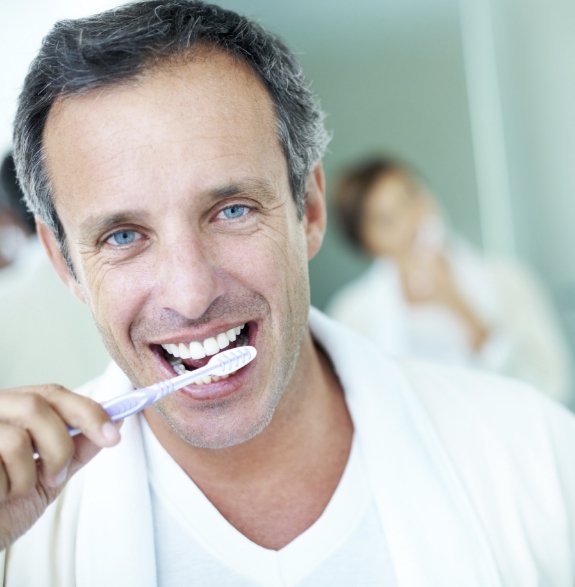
[214,0,480,309]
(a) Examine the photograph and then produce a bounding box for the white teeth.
[173,363,186,375]
[203,337,220,356]
[191,373,230,385]
[189,341,206,360]
[170,365,231,385]
[161,323,246,359]
[164,343,179,356]
[217,332,230,350]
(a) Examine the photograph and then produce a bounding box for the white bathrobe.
[326,243,573,404]
[2,308,575,585]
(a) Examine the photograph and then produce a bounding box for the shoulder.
[397,358,575,478]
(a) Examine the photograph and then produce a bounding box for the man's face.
[41,52,325,449]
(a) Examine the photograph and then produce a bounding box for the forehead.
[365,172,416,211]
[42,50,284,222]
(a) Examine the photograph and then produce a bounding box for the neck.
[144,335,353,548]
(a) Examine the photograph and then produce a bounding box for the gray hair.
[13,0,330,261]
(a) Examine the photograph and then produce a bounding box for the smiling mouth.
[159,323,250,384]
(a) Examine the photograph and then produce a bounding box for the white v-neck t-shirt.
[141,419,396,586]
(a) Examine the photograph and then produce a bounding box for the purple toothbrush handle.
[101,392,149,422]
[67,379,176,436]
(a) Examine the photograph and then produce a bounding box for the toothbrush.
[67,345,257,437]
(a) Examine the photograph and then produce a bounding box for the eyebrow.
[210,178,278,203]
[77,177,280,240]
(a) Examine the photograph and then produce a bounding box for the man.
[1,1,574,585]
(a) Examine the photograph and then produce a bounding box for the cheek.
[230,239,288,293]
[81,259,152,340]
[362,225,388,255]
[233,226,309,319]
[222,215,307,285]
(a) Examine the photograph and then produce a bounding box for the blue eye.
[221,204,248,219]
[106,230,140,246]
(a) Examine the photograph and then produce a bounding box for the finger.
[27,386,122,481]
[0,392,75,487]
[32,385,121,449]
[0,385,122,487]
[0,385,121,449]
[0,423,38,498]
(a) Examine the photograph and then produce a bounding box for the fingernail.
[101,421,121,444]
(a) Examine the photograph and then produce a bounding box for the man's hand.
[0,384,121,550]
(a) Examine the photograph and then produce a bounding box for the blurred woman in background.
[326,154,573,404]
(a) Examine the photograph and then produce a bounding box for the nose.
[153,229,225,321]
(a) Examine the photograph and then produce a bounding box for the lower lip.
[175,362,253,402]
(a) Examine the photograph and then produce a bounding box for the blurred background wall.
[1,0,574,395]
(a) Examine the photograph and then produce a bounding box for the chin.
[154,401,274,450]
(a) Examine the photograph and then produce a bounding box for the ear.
[36,219,88,304]
[302,163,327,260]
